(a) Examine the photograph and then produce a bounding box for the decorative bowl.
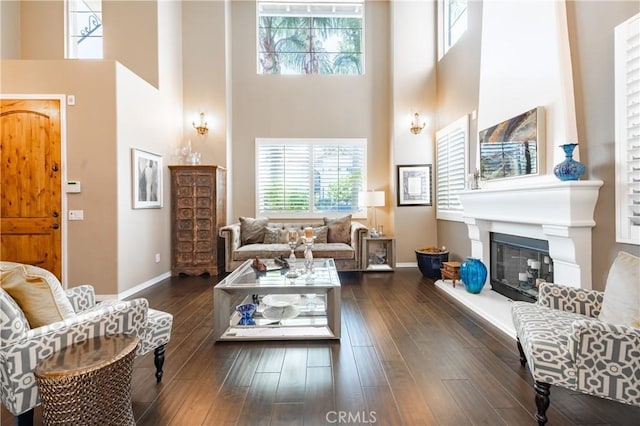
[262,294,301,307]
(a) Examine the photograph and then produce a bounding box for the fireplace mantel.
[458,180,603,290]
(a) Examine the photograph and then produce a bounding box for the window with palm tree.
[257,1,364,75]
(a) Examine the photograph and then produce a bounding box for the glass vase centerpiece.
[285,229,299,279]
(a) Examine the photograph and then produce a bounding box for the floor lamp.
[358,191,385,237]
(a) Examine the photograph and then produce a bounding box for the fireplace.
[432,180,603,338]
[489,232,553,303]
[458,180,603,290]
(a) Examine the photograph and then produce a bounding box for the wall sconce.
[410,112,426,134]
[192,112,208,135]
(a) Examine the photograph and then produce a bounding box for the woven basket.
[35,335,138,425]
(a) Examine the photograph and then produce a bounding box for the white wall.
[477,0,577,185]
[181,0,228,168]
[0,0,20,59]
[391,0,438,262]
[227,0,391,228]
[116,0,183,294]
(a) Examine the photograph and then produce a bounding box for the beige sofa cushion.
[0,262,76,328]
[312,226,328,243]
[598,251,640,328]
[263,227,282,244]
[324,215,351,244]
[240,217,268,244]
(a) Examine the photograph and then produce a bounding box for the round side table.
[35,334,139,425]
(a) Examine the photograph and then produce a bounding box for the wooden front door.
[1,99,62,279]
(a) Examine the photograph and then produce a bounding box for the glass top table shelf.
[213,258,341,341]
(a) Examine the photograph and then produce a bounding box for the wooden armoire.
[169,165,226,276]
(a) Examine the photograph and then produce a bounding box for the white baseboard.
[96,271,171,301]
[396,262,417,268]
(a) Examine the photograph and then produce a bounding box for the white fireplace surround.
[435,180,603,338]
[458,180,603,290]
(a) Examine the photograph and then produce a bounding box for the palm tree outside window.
[257,1,364,75]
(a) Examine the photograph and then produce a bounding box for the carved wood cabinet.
[169,165,226,276]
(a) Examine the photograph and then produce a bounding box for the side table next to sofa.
[361,236,396,271]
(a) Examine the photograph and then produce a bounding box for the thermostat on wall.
[65,181,82,193]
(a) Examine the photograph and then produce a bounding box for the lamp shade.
[358,191,385,207]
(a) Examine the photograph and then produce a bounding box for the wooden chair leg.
[516,338,527,366]
[154,344,166,383]
[534,381,551,426]
[15,409,34,426]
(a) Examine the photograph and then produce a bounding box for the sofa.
[219,216,368,272]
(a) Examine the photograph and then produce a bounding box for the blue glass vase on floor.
[553,143,585,181]
[460,258,487,294]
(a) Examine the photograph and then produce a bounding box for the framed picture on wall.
[132,148,163,209]
[397,164,432,206]
[479,106,545,181]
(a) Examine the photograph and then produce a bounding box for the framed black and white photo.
[397,164,432,206]
[132,148,162,209]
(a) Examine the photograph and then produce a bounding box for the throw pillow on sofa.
[0,262,76,328]
[240,217,269,245]
[323,215,351,244]
[598,251,640,328]
[263,227,282,244]
[313,226,329,243]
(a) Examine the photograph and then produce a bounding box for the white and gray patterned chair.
[1,267,173,425]
[512,282,640,425]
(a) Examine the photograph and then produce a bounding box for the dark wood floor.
[3,269,639,425]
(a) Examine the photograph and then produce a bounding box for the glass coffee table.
[214,258,341,341]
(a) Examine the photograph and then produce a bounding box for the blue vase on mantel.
[553,143,585,181]
[460,258,487,294]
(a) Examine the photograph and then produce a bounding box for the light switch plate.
[66,181,81,193]
[68,210,84,221]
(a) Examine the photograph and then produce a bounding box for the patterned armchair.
[0,263,173,424]
[512,282,640,425]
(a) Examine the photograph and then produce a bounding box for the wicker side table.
[35,334,139,425]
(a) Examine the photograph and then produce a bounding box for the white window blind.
[615,12,640,245]
[436,115,469,221]
[256,139,366,218]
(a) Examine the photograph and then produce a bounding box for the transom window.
[256,138,366,218]
[257,0,364,75]
[66,0,103,59]
[439,0,467,59]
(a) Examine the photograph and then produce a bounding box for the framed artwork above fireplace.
[479,106,545,181]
